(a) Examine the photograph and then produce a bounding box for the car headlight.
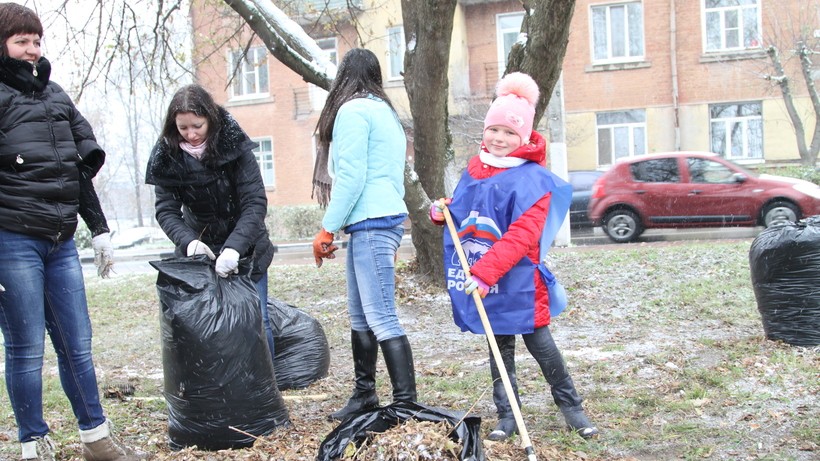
[793,182,820,199]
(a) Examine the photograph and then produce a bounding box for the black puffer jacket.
[0,56,108,241]
[145,109,274,281]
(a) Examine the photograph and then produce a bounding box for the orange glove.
[312,229,338,268]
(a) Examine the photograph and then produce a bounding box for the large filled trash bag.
[749,216,820,346]
[267,298,330,390]
[317,401,485,461]
[150,256,291,450]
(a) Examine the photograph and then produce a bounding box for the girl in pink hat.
[431,72,599,441]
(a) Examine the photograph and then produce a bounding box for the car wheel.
[762,201,800,228]
[602,209,643,243]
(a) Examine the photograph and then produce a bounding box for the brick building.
[190,0,816,207]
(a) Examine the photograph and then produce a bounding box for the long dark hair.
[315,48,397,149]
[0,3,44,58]
[159,83,223,163]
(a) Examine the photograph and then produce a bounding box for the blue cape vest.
[444,162,572,335]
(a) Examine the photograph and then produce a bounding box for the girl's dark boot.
[523,326,599,439]
[329,329,380,421]
[551,375,599,439]
[379,335,417,402]
[487,335,520,441]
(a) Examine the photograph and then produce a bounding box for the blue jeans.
[345,225,406,341]
[0,230,106,442]
[256,273,276,361]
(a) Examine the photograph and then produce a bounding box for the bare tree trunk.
[767,45,812,164]
[400,0,458,282]
[795,42,820,165]
[506,0,576,123]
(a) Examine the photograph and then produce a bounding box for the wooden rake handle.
[442,206,537,461]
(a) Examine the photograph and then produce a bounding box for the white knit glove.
[215,248,240,278]
[91,233,114,278]
[187,239,216,260]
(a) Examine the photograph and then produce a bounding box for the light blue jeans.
[345,225,406,341]
[0,229,106,442]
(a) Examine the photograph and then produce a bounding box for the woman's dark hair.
[315,48,397,148]
[0,3,44,58]
[160,83,223,163]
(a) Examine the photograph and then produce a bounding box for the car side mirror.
[732,173,747,183]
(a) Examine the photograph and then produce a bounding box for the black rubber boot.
[329,330,380,421]
[522,326,599,439]
[487,335,520,441]
[379,335,417,402]
[552,376,599,439]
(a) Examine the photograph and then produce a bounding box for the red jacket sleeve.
[470,192,552,286]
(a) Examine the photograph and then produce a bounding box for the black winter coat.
[145,109,274,281]
[0,56,109,242]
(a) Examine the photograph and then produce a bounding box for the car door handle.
[635,190,646,195]
[689,190,702,195]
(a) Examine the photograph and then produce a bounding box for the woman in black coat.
[0,3,141,460]
[145,83,276,360]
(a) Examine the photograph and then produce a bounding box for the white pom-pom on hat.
[495,72,540,107]
[484,72,540,144]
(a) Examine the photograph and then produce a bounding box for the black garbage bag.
[749,216,820,346]
[317,401,485,461]
[150,256,291,450]
[268,298,330,390]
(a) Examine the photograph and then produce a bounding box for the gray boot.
[79,420,146,461]
[551,376,599,439]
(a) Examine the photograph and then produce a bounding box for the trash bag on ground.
[749,216,820,346]
[150,256,291,450]
[317,401,485,461]
[268,298,330,390]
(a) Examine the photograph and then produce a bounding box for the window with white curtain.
[252,138,275,187]
[590,2,645,63]
[387,26,405,80]
[228,46,269,99]
[309,38,338,111]
[703,0,761,52]
[709,102,763,161]
[496,12,524,75]
[596,110,647,166]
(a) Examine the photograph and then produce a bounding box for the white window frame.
[709,102,763,162]
[596,110,647,167]
[228,46,269,100]
[496,12,524,77]
[387,26,405,80]
[252,137,276,188]
[702,0,761,53]
[309,38,338,111]
[589,1,645,64]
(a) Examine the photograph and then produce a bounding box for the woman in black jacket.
[0,3,141,460]
[145,83,276,361]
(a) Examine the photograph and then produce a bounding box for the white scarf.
[179,141,207,160]
[479,149,528,169]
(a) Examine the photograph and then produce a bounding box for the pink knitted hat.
[483,72,540,144]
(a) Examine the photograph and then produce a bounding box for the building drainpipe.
[670,0,681,151]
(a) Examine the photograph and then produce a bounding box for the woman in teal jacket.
[311,48,416,421]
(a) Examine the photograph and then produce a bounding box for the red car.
[588,152,820,243]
